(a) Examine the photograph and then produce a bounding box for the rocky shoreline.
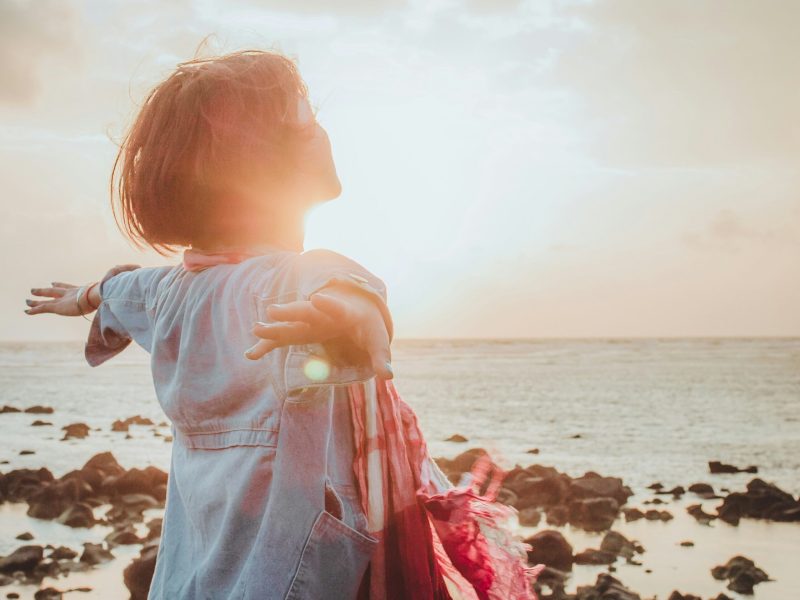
[434,446,798,599]
[1,407,798,599]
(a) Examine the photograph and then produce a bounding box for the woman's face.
[293,97,342,203]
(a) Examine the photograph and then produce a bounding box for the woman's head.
[112,50,340,254]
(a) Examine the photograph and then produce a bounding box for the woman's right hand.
[25,282,85,317]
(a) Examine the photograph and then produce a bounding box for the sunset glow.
[3,0,798,341]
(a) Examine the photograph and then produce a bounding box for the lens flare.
[303,357,330,382]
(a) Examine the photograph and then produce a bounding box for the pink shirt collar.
[182,244,291,272]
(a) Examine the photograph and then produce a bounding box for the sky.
[2,0,798,341]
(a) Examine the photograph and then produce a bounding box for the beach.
[1,338,798,599]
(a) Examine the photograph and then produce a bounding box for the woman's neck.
[195,212,306,254]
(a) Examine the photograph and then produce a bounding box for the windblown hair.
[111,50,311,255]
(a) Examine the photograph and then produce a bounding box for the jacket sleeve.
[280,250,391,397]
[84,266,172,367]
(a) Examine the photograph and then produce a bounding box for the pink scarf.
[349,379,543,600]
[181,248,544,599]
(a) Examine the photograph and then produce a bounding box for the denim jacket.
[86,248,386,599]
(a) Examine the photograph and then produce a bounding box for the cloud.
[550,0,800,167]
[0,0,81,105]
[683,208,799,252]
[236,0,405,16]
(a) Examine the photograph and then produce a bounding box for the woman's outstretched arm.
[25,264,141,318]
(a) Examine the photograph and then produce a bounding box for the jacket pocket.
[285,509,378,600]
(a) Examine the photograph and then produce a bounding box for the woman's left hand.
[246,284,394,380]
[25,264,140,317]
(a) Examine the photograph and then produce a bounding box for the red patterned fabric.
[348,379,544,600]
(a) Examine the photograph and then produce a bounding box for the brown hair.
[111,50,311,255]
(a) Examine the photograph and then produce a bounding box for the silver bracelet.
[76,286,92,322]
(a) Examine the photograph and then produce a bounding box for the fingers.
[246,321,322,359]
[266,300,322,324]
[362,320,393,380]
[24,299,54,315]
[309,292,352,322]
[51,282,77,289]
[244,339,277,360]
[30,287,66,298]
[252,321,316,346]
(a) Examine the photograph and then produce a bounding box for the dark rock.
[709,461,757,474]
[1,405,22,413]
[112,415,155,433]
[622,507,644,522]
[74,452,126,493]
[687,482,715,497]
[647,482,663,490]
[532,565,568,600]
[574,548,616,565]
[61,423,90,440]
[33,589,63,600]
[644,509,672,521]
[104,467,168,501]
[48,546,78,560]
[123,542,159,600]
[517,507,541,527]
[507,474,569,509]
[644,497,665,504]
[711,555,769,594]
[496,487,518,507]
[445,434,468,443]
[686,503,716,525]
[30,421,52,427]
[118,493,160,510]
[27,478,92,520]
[525,529,573,571]
[19,450,35,455]
[574,573,640,600]
[655,485,685,496]
[599,531,640,559]
[106,527,142,546]
[568,497,619,531]
[667,592,702,600]
[145,518,163,541]
[0,467,54,502]
[0,545,44,574]
[24,406,54,414]
[545,505,569,527]
[15,532,34,541]
[526,448,540,454]
[715,478,800,524]
[79,543,113,566]
[718,498,743,525]
[679,540,694,547]
[56,502,95,528]
[83,452,125,476]
[570,473,633,506]
[436,448,489,481]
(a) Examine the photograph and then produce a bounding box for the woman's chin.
[318,178,342,203]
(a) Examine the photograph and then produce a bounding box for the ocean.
[1,338,798,599]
